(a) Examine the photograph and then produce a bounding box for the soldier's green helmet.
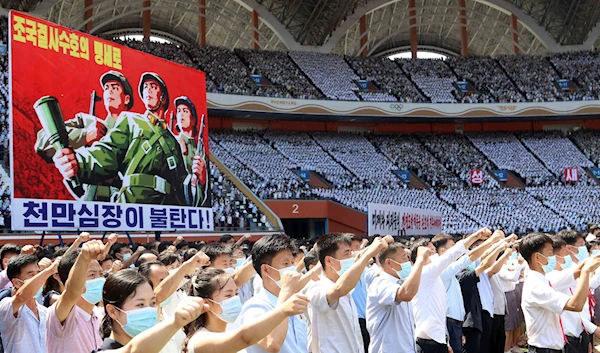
[139,72,169,111]
[100,71,134,110]
[174,96,198,120]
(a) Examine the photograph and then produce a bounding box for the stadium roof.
[5,0,600,56]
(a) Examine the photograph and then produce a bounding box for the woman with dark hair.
[93,269,209,353]
[183,268,309,353]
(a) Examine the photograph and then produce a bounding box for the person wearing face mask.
[348,235,376,353]
[46,240,109,353]
[238,234,309,353]
[203,243,255,288]
[307,234,392,353]
[184,267,309,353]
[366,243,430,353]
[434,230,500,353]
[96,269,159,350]
[411,229,494,353]
[0,254,59,353]
[137,252,210,353]
[550,234,600,353]
[520,232,600,353]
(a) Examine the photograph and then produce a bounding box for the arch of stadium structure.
[40,0,600,55]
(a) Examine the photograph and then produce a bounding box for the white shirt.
[366,271,416,353]
[440,254,472,321]
[490,274,507,316]
[301,280,318,353]
[413,240,467,344]
[495,264,522,293]
[0,297,48,353]
[522,270,570,350]
[239,286,307,353]
[158,290,187,353]
[478,273,494,317]
[307,275,364,353]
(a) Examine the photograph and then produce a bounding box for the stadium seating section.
[2,16,600,233]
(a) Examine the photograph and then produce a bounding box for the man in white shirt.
[411,228,492,353]
[0,254,58,353]
[520,232,600,353]
[366,242,430,353]
[239,234,308,353]
[552,233,600,353]
[308,234,392,353]
[433,232,503,353]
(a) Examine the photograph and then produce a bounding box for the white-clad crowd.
[345,56,426,103]
[519,131,594,185]
[289,51,360,101]
[468,133,557,186]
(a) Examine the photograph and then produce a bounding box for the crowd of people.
[3,227,600,353]
[110,33,600,103]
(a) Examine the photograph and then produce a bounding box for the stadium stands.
[518,131,594,185]
[289,51,360,101]
[467,132,557,186]
[397,59,457,103]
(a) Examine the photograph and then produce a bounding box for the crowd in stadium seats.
[345,56,426,103]
[446,56,525,103]
[210,130,313,200]
[311,131,399,187]
[518,131,595,184]
[497,55,584,102]
[235,49,323,99]
[549,51,600,100]
[370,133,465,189]
[440,188,567,234]
[111,34,600,104]
[570,129,600,165]
[398,59,457,103]
[210,165,271,230]
[289,51,360,101]
[527,185,600,228]
[419,133,499,187]
[468,132,558,186]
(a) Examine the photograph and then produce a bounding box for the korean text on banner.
[10,11,213,231]
[368,203,442,236]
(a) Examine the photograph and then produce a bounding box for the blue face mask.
[210,296,242,323]
[116,306,158,338]
[223,267,235,275]
[19,278,43,299]
[390,259,412,280]
[575,246,589,262]
[509,252,518,261]
[122,253,132,261]
[234,258,246,268]
[332,257,355,277]
[539,253,557,274]
[465,262,477,272]
[267,265,297,288]
[593,250,600,256]
[560,256,573,270]
[82,277,106,304]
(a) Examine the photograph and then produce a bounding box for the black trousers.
[416,338,448,353]
[462,328,481,353]
[447,319,463,353]
[489,314,505,353]
[480,311,493,353]
[358,318,370,353]
[565,334,590,353]
[528,346,564,353]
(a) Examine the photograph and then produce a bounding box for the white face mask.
[266,265,296,288]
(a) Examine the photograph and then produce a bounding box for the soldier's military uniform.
[75,110,188,205]
[174,96,208,207]
[35,71,133,201]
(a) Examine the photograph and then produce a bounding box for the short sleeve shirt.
[46,303,103,353]
[0,297,47,353]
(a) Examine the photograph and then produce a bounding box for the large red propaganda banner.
[10,11,213,231]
